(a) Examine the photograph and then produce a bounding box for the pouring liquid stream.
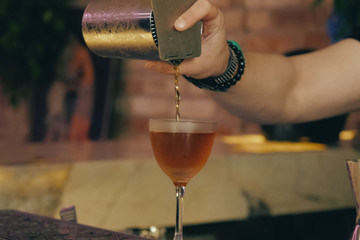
[170,59,183,122]
[174,65,180,122]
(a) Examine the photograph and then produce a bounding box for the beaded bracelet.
[183,40,245,92]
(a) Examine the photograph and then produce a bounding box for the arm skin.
[145,0,360,124]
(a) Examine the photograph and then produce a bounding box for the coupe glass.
[149,119,216,240]
[346,159,360,240]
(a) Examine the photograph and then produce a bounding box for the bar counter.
[0,134,357,232]
[0,210,149,239]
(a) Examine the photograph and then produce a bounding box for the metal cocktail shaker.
[82,0,201,62]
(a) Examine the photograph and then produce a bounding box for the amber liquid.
[150,131,215,186]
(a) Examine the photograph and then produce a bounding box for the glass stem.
[174,185,185,240]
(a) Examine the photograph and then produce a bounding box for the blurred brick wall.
[122,0,333,135]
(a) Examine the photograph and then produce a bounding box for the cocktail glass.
[149,119,216,240]
[346,159,360,240]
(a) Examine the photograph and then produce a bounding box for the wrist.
[215,44,232,77]
[183,40,245,92]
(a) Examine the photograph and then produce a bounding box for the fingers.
[146,0,227,78]
[145,61,175,75]
[175,0,219,31]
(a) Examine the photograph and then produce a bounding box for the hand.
[145,0,230,79]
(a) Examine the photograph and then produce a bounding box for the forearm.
[208,39,360,124]
[207,52,299,124]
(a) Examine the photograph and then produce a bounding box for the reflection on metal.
[82,0,159,60]
[151,0,201,62]
[82,0,201,61]
[126,226,167,239]
[221,134,326,153]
